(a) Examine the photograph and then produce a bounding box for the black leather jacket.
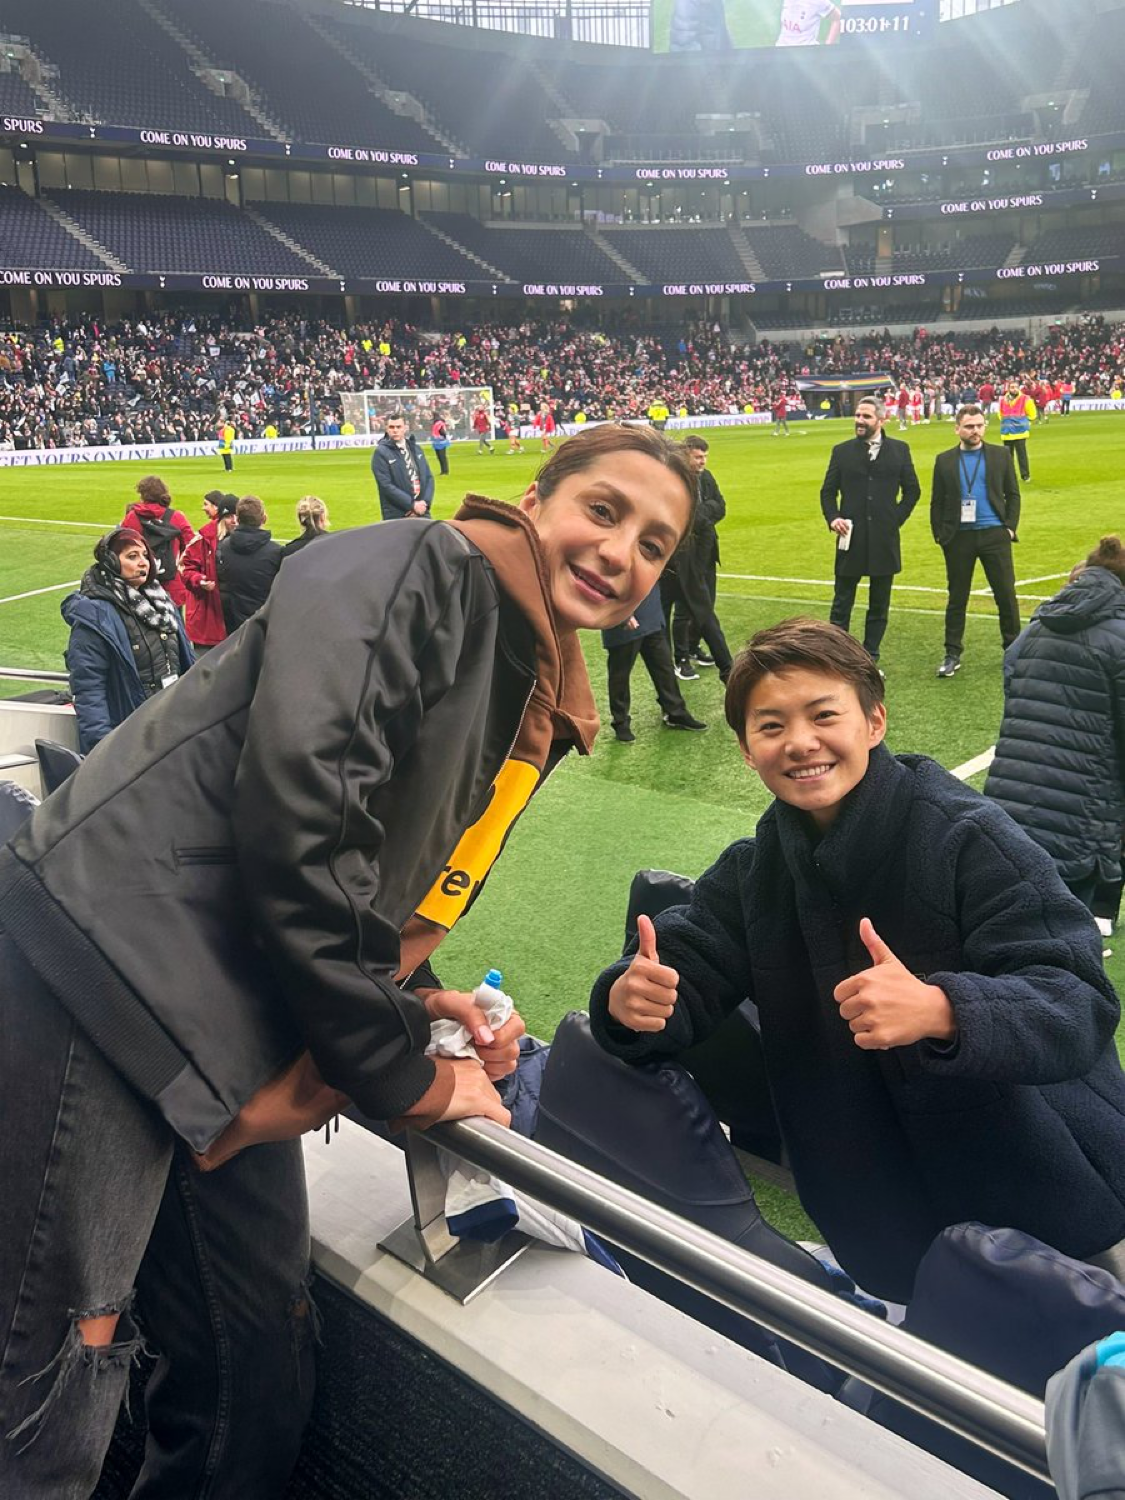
[1,519,537,1151]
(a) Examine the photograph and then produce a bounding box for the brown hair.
[133,474,171,508]
[533,424,698,543]
[682,434,709,453]
[1085,534,1125,583]
[955,404,985,424]
[725,617,885,743]
[236,495,267,528]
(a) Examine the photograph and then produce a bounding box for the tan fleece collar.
[447,496,599,755]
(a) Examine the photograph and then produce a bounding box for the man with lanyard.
[930,404,1021,679]
[371,410,434,521]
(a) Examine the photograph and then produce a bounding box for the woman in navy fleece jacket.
[591,617,1125,1303]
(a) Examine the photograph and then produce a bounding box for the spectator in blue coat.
[62,528,194,753]
[371,410,435,520]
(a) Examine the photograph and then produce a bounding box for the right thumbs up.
[608,914,680,1033]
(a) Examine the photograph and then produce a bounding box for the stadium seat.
[35,740,83,795]
[855,1224,1125,1497]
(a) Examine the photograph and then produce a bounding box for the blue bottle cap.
[483,968,503,989]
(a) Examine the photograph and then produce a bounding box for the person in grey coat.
[819,396,921,666]
[985,535,1125,917]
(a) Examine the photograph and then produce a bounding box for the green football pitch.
[2,414,1121,1237]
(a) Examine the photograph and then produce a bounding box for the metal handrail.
[0,668,69,682]
[432,1116,1049,1482]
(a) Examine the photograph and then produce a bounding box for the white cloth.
[427,987,590,1255]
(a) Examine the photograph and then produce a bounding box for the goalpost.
[340,386,495,441]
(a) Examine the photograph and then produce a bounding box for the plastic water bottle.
[474,968,511,1027]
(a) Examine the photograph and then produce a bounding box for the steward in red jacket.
[121,473,194,609]
[181,491,236,649]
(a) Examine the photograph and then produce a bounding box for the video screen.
[653,0,932,53]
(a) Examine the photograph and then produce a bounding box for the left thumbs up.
[833,919,957,1051]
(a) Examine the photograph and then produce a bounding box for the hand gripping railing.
[383,1117,1049,1484]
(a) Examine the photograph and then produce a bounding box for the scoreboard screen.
[653,0,1022,53]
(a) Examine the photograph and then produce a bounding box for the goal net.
[340,387,495,441]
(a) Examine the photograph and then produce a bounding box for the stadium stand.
[1025,225,1125,262]
[743,226,845,278]
[250,202,483,281]
[46,190,316,275]
[600,228,749,284]
[159,0,442,152]
[421,214,626,283]
[315,12,567,160]
[0,186,106,270]
[0,0,258,135]
[0,67,41,118]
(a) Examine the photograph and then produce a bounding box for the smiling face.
[741,668,886,832]
[518,451,692,633]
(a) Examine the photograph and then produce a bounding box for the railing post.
[379,1131,533,1303]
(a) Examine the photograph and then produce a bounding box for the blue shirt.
[958,447,1002,530]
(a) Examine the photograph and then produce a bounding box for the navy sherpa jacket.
[590,745,1125,1302]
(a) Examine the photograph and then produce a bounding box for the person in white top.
[776,0,841,45]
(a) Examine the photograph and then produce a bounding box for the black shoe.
[663,712,707,732]
[674,660,700,681]
[936,656,961,678]
[693,650,716,668]
[613,724,635,743]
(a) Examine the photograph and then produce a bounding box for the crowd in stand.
[0,310,1123,450]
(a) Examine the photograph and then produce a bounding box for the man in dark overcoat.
[819,396,921,666]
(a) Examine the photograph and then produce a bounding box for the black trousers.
[829,574,894,660]
[661,558,732,674]
[433,446,450,475]
[221,452,233,472]
[941,526,1020,658]
[1005,437,1030,480]
[606,630,687,730]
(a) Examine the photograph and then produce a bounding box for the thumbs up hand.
[607,914,681,1034]
[833,918,957,1051]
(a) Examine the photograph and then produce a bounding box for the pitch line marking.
[718,590,1011,621]
[1016,573,1068,586]
[0,580,79,606]
[951,747,996,781]
[0,514,116,529]
[719,572,1050,601]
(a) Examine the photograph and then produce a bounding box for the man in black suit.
[819,396,920,669]
[371,411,434,521]
[930,404,1021,678]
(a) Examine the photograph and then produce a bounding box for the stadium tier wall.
[1,0,1123,328]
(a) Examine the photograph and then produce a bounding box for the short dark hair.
[236,495,267,528]
[725,617,884,743]
[534,423,698,546]
[384,410,405,424]
[956,404,985,424]
[682,434,709,453]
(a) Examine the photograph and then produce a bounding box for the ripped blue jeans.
[0,935,316,1499]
